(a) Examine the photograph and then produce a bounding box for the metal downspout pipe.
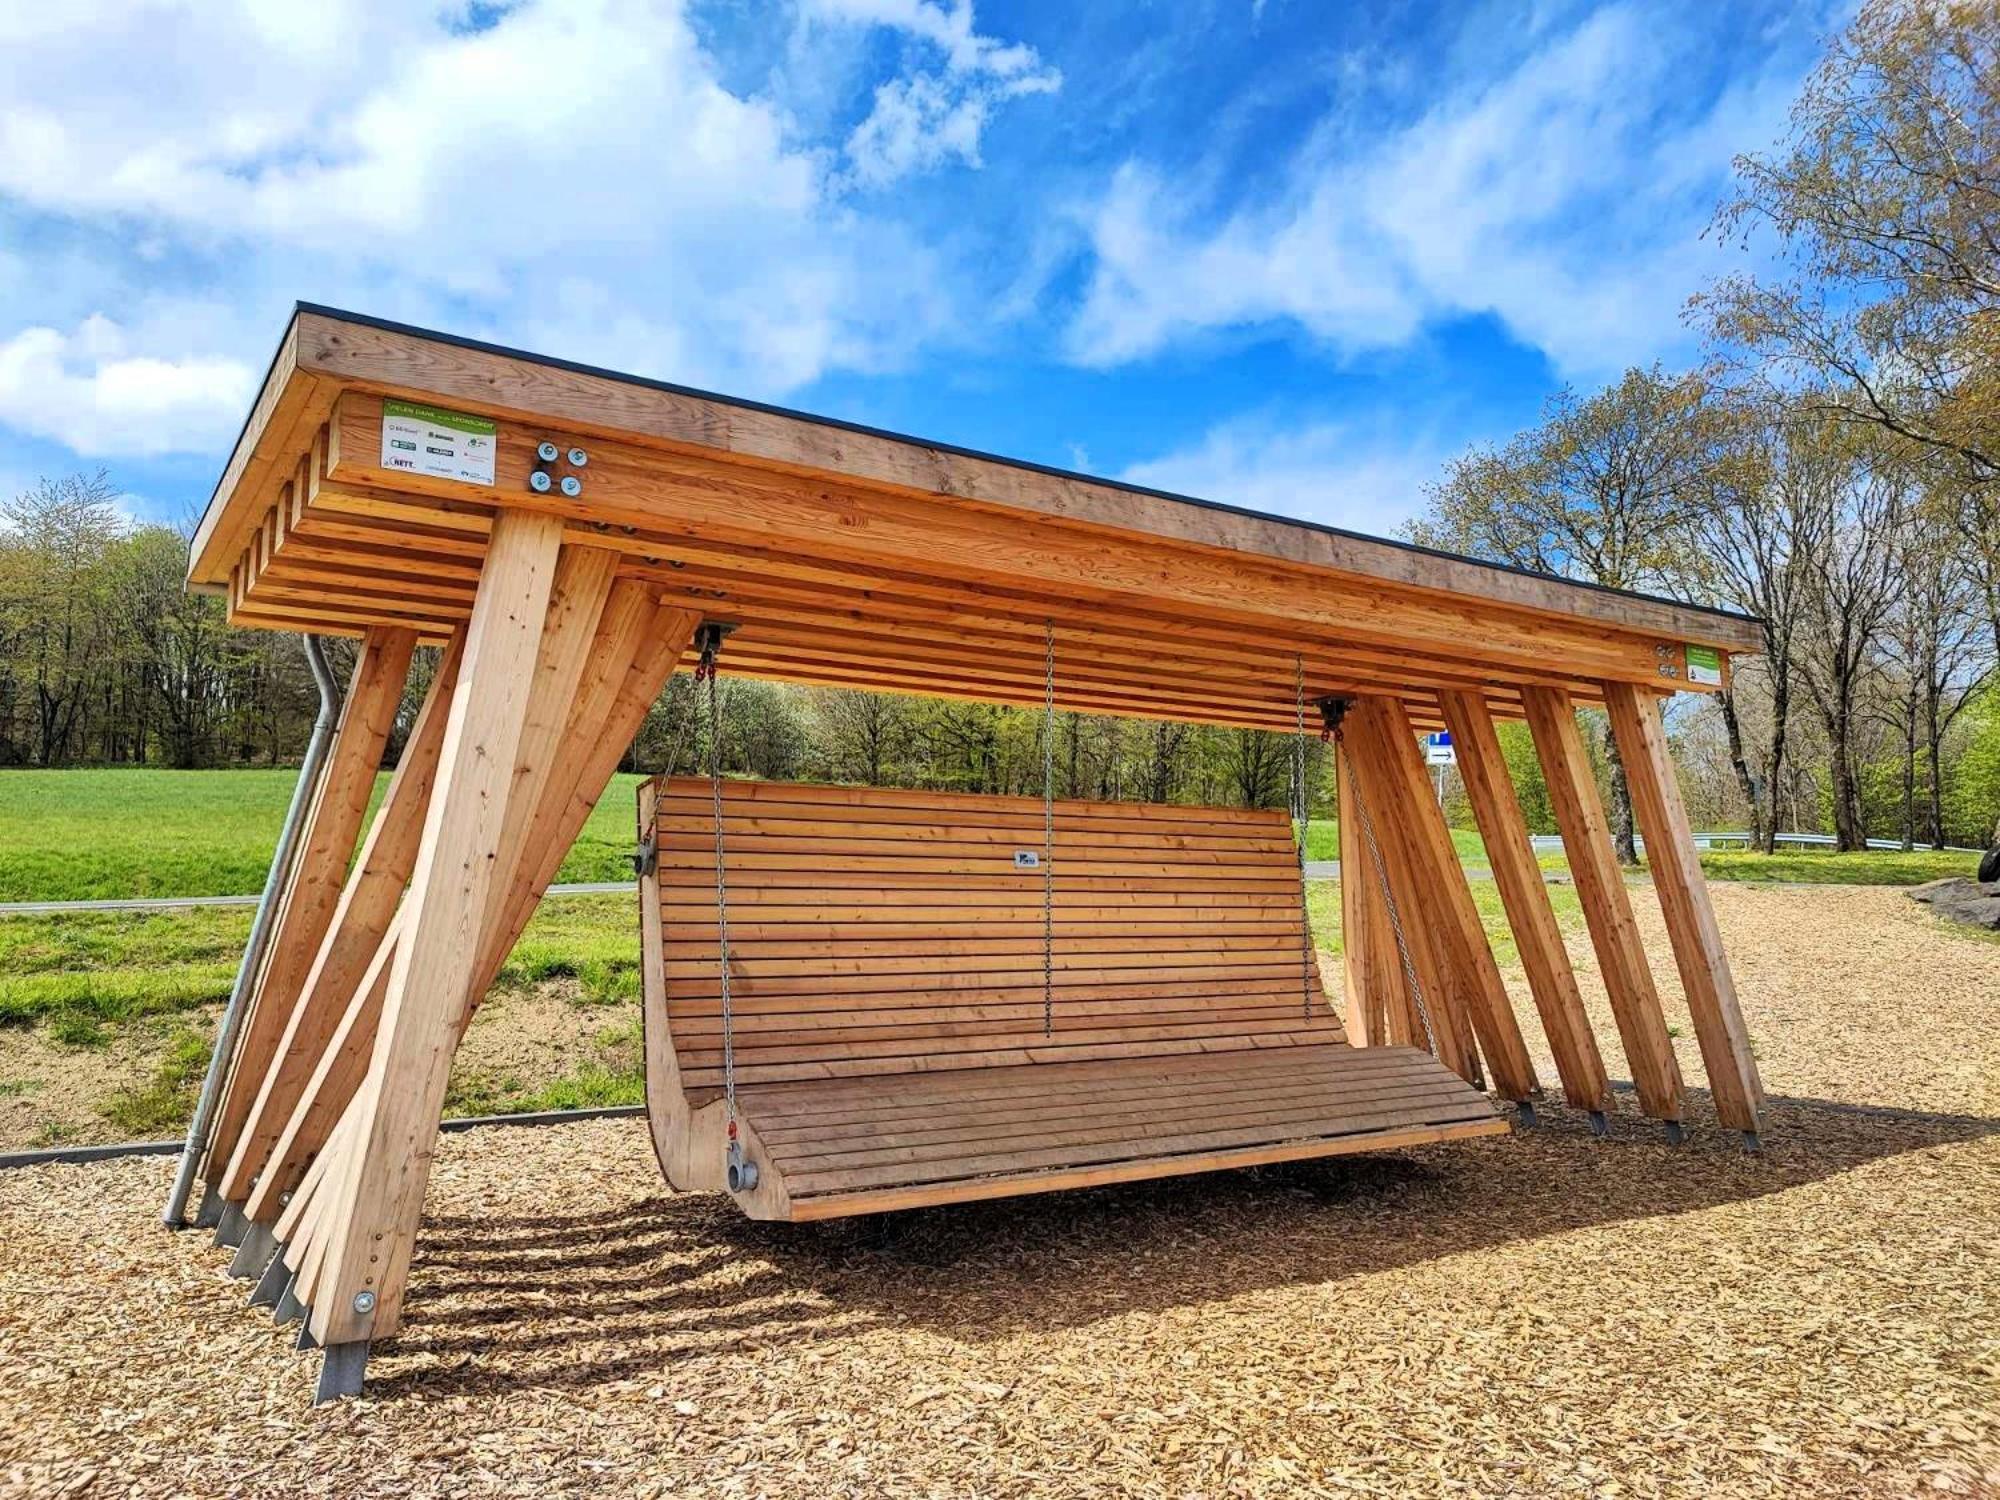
[162,635,343,1228]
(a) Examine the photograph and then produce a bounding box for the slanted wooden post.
[1352,697,1538,1104]
[1439,690,1613,1123]
[201,626,416,1187]
[1336,706,1480,1080]
[1604,683,1764,1140]
[308,510,569,1357]
[242,588,693,1236]
[221,634,464,1213]
[1521,686,1684,1130]
[1336,745,1413,1045]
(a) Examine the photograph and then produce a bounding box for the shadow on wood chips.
[367,1085,1997,1403]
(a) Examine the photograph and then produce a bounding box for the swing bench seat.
[641,777,1506,1221]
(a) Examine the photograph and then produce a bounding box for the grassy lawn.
[1301,820,1486,863]
[0,895,641,1034]
[0,894,646,1144]
[0,768,647,901]
[1696,846,1975,885]
[1306,876,1586,968]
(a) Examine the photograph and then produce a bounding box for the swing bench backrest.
[647,776,1344,1097]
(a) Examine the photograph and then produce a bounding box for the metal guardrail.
[1526,832,1979,855]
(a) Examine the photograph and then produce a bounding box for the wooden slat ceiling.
[193,307,1763,734]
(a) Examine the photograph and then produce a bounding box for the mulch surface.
[2,884,1996,1498]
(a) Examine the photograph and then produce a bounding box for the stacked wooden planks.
[653,777,1339,1092]
[741,1045,1505,1218]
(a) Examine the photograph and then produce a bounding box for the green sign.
[383,399,495,436]
[1685,644,1723,686]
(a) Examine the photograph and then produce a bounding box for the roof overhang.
[190,304,1762,732]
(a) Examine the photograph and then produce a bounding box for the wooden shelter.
[183,304,1765,1401]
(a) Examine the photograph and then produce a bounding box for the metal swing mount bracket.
[693,619,738,663]
[1314,696,1352,739]
[726,1136,759,1193]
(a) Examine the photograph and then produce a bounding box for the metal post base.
[296,1318,319,1351]
[315,1341,369,1405]
[213,1203,248,1250]
[193,1183,226,1231]
[1587,1110,1609,1137]
[1662,1120,1687,1146]
[1740,1130,1761,1154]
[248,1248,290,1308]
[1514,1100,1538,1128]
[228,1221,277,1280]
[274,1275,303,1326]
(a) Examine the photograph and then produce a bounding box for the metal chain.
[640,674,704,852]
[1042,620,1056,1038]
[704,651,739,1137]
[1291,655,1312,1021]
[1339,731,1438,1054]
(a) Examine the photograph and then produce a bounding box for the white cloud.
[803,0,1059,188]
[0,0,1053,453]
[1066,3,1803,378]
[1120,414,1461,536]
[0,316,253,457]
[802,0,1052,80]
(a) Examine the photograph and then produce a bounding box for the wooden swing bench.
[640,775,1505,1221]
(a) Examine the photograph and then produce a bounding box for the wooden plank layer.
[729,1042,1500,1211]
[651,775,1340,1095]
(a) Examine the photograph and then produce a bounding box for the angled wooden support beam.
[1336,744,1414,1047]
[202,626,416,1184]
[242,911,403,1224]
[1334,703,1479,1082]
[1351,697,1538,1100]
[465,590,698,1010]
[1521,686,1684,1125]
[1439,689,1613,1118]
[1604,683,1765,1139]
[245,584,692,1229]
[222,634,466,1209]
[308,514,596,1349]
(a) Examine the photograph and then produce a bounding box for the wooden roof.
[191,305,1761,732]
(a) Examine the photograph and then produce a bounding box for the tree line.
[1414,0,1998,853]
[0,0,1991,855]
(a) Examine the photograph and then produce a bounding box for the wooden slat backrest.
[650,777,1341,1094]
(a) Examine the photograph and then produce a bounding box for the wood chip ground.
[1,883,1995,1498]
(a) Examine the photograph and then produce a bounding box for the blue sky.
[0,0,1840,537]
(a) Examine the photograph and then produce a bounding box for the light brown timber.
[1439,689,1612,1113]
[1604,682,1764,1133]
[1521,686,1683,1121]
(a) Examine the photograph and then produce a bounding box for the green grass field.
[0,768,647,902]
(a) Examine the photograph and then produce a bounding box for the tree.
[1876,498,1991,844]
[0,472,123,764]
[1413,367,1738,859]
[807,688,914,785]
[1699,0,1999,489]
[1792,429,1910,850]
[1695,399,1823,850]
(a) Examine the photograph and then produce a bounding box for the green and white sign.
[1685,644,1723,687]
[380,399,497,486]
